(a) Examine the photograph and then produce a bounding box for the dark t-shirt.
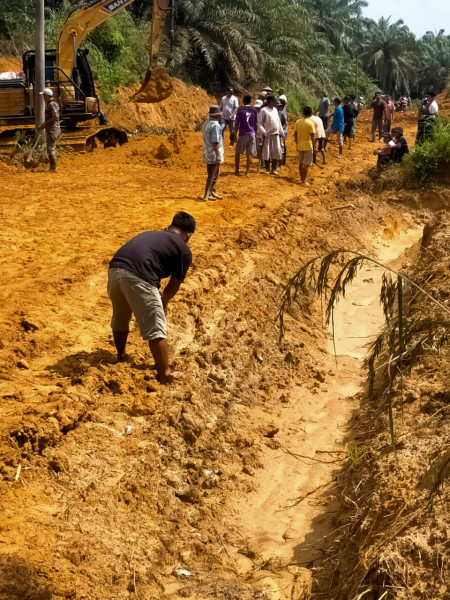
[109,230,192,288]
[343,105,354,123]
[371,100,386,119]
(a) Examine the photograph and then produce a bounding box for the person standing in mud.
[309,112,326,165]
[107,212,196,385]
[370,92,386,142]
[257,95,284,175]
[294,106,315,185]
[219,87,239,148]
[201,105,224,200]
[324,98,344,158]
[318,91,330,130]
[38,89,60,172]
[383,95,395,134]
[234,95,258,176]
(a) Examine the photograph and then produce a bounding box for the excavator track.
[0,126,128,156]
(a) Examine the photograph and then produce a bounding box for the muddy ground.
[0,102,448,600]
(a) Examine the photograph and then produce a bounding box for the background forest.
[0,0,449,108]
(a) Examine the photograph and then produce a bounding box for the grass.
[278,249,450,451]
[400,115,450,187]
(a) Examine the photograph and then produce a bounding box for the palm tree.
[416,30,450,95]
[361,17,417,95]
[299,0,368,52]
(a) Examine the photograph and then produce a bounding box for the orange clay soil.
[0,109,428,599]
[106,77,215,132]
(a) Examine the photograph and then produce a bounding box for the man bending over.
[107,212,196,384]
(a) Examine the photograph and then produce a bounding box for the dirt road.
[0,110,423,599]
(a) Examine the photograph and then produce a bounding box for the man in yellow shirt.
[294,106,315,186]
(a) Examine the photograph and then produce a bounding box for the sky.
[363,0,449,38]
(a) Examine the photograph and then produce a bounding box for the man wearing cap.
[201,105,224,201]
[219,88,239,148]
[38,88,60,172]
[107,212,196,384]
[234,94,258,176]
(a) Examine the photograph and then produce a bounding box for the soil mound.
[106,77,215,132]
[0,55,22,73]
[130,67,173,103]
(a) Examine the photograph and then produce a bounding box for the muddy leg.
[113,330,129,361]
[48,150,57,172]
[245,155,251,175]
[235,153,240,175]
[148,338,171,384]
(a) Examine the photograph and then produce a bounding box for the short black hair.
[334,97,342,104]
[426,90,437,97]
[266,95,276,104]
[303,106,313,117]
[170,212,196,233]
[349,95,356,100]
[279,98,286,107]
[243,94,252,104]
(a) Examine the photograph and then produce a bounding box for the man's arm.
[160,276,182,310]
[39,104,58,131]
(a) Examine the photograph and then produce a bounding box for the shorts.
[107,267,167,340]
[46,131,60,152]
[235,133,256,156]
[298,150,313,166]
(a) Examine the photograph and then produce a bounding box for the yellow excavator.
[0,0,174,151]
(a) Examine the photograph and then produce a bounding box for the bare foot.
[157,370,185,385]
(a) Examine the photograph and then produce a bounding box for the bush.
[401,116,450,187]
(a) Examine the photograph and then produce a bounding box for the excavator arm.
[57,0,173,102]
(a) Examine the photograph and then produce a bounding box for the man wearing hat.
[219,87,239,148]
[201,105,224,201]
[38,88,60,172]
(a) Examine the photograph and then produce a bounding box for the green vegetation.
[278,250,450,451]
[0,0,449,103]
[401,117,450,187]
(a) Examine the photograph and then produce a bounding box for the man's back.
[309,114,325,138]
[319,97,330,117]
[236,105,258,135]
[331,106,344,131]
[295,117,315,150]
[110,230,192,288]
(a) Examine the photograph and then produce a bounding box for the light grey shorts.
[235,133,256,156]
[107,268,166,340]
[298,150,313,166]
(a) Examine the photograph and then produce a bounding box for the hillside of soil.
[0,92,449,600]
[106,78,215,132]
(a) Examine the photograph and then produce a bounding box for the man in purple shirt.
[234,94,258,176]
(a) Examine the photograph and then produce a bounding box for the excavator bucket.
[131,0,173,103]
[131,66,173,103]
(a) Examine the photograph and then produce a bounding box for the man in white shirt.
[257,95,284,175]
[309,113,326,165]
[219,87,239,148]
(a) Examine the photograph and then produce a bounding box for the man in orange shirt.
[294,106,316,186]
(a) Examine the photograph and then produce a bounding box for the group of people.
[107,85,441,385]
[201,88,367,197]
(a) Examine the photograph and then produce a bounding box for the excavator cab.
[0,48,101,128]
